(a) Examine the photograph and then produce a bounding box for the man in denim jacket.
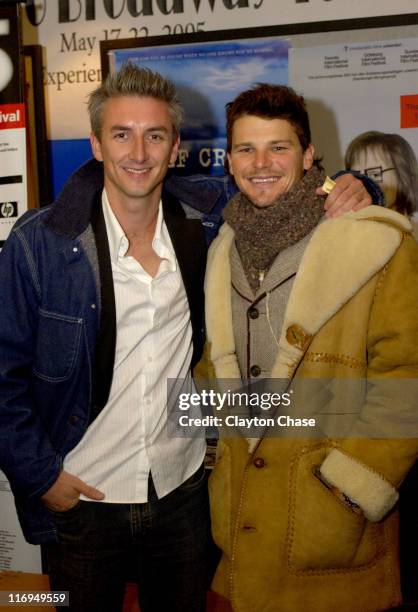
[0,65,373,612]
[0,64,209,612]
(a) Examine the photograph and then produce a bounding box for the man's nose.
[129,136,147,162]
[253,149,270,168]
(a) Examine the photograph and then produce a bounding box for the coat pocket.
[33,309,83,382]
[287,445,380,573]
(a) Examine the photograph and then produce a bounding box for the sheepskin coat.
[204,206,418,612]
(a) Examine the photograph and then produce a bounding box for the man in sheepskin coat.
[204,84,418,611]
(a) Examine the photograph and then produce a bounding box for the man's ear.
[90,132,103,162]
[169,134,180,165]
[303,144,315,171]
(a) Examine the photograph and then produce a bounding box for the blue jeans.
[45,464,210,612]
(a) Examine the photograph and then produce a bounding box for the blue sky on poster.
[113,37,290,140]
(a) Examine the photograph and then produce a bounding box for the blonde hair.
[88,63,183,140]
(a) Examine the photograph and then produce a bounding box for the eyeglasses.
[363,166,396,182]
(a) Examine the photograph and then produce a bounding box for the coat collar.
[44,159,103,237]
[206,207,411,380]
[42,158,205,276]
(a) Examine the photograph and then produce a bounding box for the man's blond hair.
[88,63,183,140]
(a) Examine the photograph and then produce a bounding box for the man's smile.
[248,176,281,184]
[122,166,151,176]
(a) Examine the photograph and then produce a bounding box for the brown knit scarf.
[223,166,326,292]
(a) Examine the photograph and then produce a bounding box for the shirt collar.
[101,189,177,272]
[152,205,177,271]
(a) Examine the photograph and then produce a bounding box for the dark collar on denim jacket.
[43,159,104,238]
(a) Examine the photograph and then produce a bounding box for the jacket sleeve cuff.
[332,170,385,206]
[320,449,399,522]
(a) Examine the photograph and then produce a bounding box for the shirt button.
[68,415,79,425]
[148,356,153,363]
[91,304,96,309]
[253,457,265,469]
[72,247,78,253]
[248,307,259,320]
[250,365,261,377]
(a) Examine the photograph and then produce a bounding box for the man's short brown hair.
[226,83,311,153]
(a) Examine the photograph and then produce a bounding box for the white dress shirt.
[64,191,205,502]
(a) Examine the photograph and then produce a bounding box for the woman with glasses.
[345,130,418,239]
[346,129,418,608]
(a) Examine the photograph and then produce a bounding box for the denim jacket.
[0,159,206,544]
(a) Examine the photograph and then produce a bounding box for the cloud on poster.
[201,59,280,91]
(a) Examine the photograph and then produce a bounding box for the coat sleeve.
[0,223,62,500]
[320,233,418,521]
